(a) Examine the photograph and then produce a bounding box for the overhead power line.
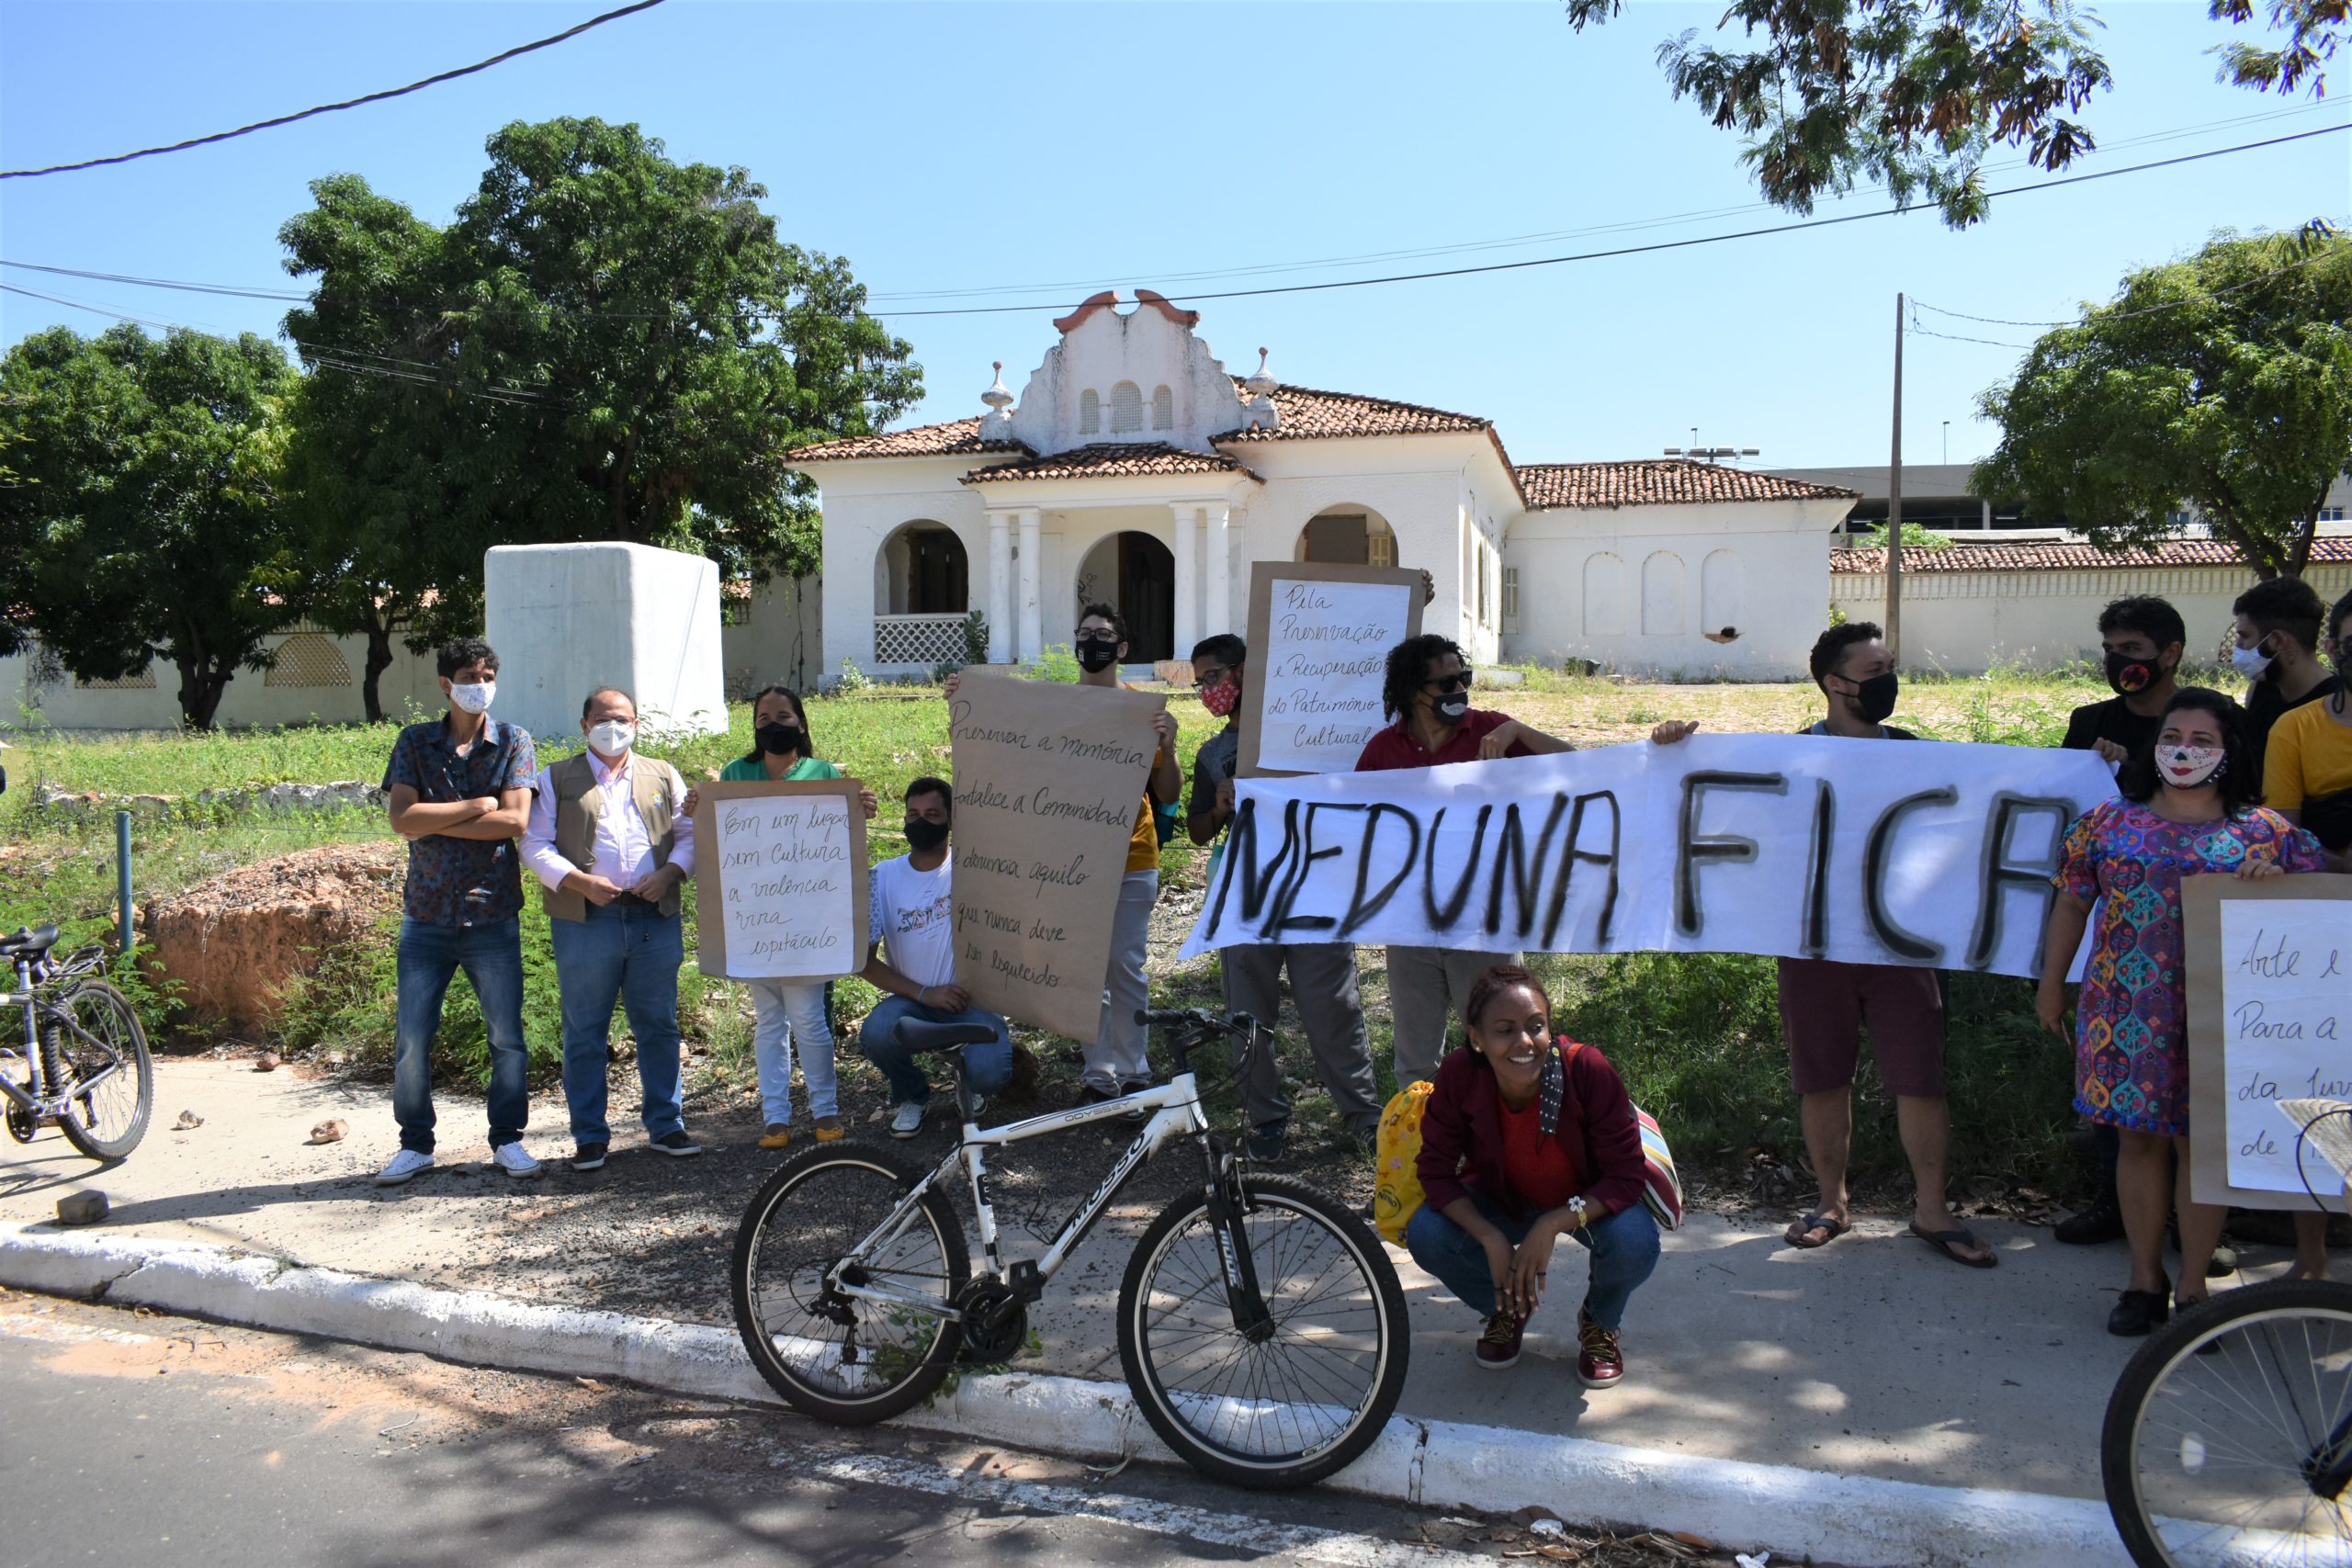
[0,0,668,179]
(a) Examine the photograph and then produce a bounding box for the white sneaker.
[889,1101,925,1139]
[491,1142,542,1179]
[373,1148,435,1186]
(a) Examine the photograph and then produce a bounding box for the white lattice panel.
[874,615,967,666]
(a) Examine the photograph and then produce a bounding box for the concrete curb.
[0,1223,2127,1568]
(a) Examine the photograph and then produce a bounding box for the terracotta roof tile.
[1519,460,1860,510]
[784,417,1029,463]
[1213,381,1492,442]
[960,443,1261,484]
[1829,537,2352,573]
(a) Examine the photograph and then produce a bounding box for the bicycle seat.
[0,924,58,958]
[898,1020,997,1053]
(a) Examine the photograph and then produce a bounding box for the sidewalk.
[1,1059,2301,1513]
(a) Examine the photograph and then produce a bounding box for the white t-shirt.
[868,853,956,989]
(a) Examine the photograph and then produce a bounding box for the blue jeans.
[393,916,530,1155]
[547,903,685,1145]
[857,995,1013,1108]
[1405,1189,1660,1329]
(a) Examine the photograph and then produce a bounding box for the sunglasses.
[1423,670,1475,694]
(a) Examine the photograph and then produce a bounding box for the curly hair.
[1380,633,1465,722]
[2117,686,2264,817]
[1807,622,1882,687]
[2098,594,2187,654]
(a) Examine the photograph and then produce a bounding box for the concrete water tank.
[483,543,729,742]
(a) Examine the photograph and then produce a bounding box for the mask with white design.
[448,681,495,716]
[2156,744,2227,789]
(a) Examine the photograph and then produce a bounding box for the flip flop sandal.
[1785,1212,1851,1248]
[1908,1222,1999,1269]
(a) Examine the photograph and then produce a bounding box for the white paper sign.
[1179,732,2118,978]
[707,791,860,980]
[1252,578,1414,773]
[2221,897,2352,1195]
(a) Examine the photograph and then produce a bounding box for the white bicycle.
[729,1005,1409,1489]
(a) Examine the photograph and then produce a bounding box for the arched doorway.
[874,521,969,615]
[1073,531,1176,661]
[1293,506,1398,568]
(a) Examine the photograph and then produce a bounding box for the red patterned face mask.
[1199,677,1239,717]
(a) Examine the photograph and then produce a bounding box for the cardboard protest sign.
[1238,561,1422,778]
[948,670,1166,1043]
[691,780,868,982]
[1178,732,2118,979]
[2184,873,2352,1208]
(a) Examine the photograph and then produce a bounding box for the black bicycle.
[1,923,153,1161]
[730,1005,1408,1489]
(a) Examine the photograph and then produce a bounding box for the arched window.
[1583,553,1625,637]
[1295,506,1398,567]
[265,630,354,687]
[1641,551,1686,637]
[1150,384,1173,431]
[1079,389,1101,435]
[1110,381,1144,434]
[874,522,970,615]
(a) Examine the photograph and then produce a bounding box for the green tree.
[1973,227,2352,581]
[278,117,922,615]
[1563,1,2344,228]
[277,174,481,722]
[0,325,300,728]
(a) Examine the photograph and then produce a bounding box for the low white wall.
[1833,558,2352,672]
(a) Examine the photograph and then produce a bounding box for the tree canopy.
[1973,226,2352,581]
[0,324,300,728]
[280,117,922,633]
[1564,1,2344,228]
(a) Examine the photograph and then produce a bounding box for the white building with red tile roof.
[787,290,1860,682]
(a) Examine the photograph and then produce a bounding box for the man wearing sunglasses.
[1356,634,1573,1085]
[1188,634,1382,1160]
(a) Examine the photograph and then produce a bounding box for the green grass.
[2,671,2108,1197]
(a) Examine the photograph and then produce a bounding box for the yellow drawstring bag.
[1372,1080,1434,1246]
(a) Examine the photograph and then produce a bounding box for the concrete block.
[54,1190,108,1226]
[483,543,729,743]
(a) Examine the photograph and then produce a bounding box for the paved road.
[0,1289,1705,1568]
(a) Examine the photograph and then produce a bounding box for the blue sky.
[2,1,2345,473]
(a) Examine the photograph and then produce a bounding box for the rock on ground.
[140,841,405,1037]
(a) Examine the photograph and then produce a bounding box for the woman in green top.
[701,686,875,1150]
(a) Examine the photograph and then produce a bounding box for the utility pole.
[1886,293,1905,662]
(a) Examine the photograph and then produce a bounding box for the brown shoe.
[1476,1311,1525,1371]
[1577,1311,1623,1390]
[757,1124,793,1150]
[813,1114,845,1143]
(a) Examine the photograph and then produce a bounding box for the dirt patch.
[140,840,404,1038]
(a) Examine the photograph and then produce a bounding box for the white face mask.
[587,720,636,757]
[448,681,495,716]
[2231,638,2273,680]
[2157,743,2227,789]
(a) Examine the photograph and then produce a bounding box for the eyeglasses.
[1422,670,1475,694]
[1193,668,1233,688]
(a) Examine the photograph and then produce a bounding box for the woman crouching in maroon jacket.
[1407,964,1661,1387]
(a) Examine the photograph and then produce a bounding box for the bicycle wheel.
[1118,1171,1408,1489]
[731,1140,968,1425]
[2102,1277,2352,1568]
[50,979,152,1161]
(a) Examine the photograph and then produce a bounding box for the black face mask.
[1848,671,1900,724]
[1075,636,1121,673]
[757,722,807,756]
[903,817,950,852]
[1433,690,1472,725]
[2103,651,2160,698]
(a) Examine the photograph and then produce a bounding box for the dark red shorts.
[1775,957,1947,1098]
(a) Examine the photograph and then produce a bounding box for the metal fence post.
[116,809,133,956]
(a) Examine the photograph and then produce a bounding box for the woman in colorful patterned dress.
[2038,687,2327,1337]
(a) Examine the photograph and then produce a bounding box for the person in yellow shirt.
[2263,587,2352,873]
[1074,603,1182,1109]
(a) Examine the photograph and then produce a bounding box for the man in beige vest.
[521,686,699,1171]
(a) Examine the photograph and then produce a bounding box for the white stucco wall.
[1504,498,1846,679]
[0,628,447,733]
[1832,556,2352,672]
[483,542,728,741]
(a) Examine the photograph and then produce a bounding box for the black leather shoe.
[2109,1286,2172,1337]
[2056,1198,2125,1245]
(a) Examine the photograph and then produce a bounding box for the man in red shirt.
[1354,635,1572,1083]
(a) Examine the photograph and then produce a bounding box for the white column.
[1170,502,1200,658]
[1204,501,1233,637]
[986,512,1012,662]
[1981,499,1992,530]
[1016,507,1043,663]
